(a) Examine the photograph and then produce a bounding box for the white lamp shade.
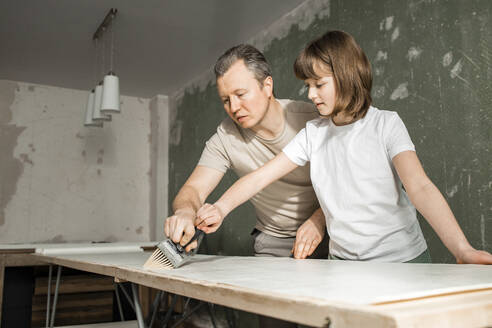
[84,90,103,127]
[92,83,111,121]
[101,73,120,113]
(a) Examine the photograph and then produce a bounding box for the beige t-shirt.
[198,99,319,237]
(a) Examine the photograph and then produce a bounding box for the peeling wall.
[169,0,491,263]
[149,95,169,241]
[0,80,152,243]
[0,81,26,226]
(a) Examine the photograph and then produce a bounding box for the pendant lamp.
[84,8,118,127]
[84,89,103,127]
[92,81,111,121]
[101,9,120,113]
[101,72,120,113]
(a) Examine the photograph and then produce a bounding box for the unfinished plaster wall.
[0,80,152,243]
[149,95,169,241]
[169,0,491,263]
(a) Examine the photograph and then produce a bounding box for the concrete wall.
[149,95,170,241]
[169,0,491,263]
[0,80,155,243]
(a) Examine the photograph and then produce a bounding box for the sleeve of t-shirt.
[282,127,310,166]
[197,132,231,173]
[385,113,416,159]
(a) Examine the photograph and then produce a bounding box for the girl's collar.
[328,106,373,129]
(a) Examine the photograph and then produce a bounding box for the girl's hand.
[292,211,325,259]
[457,247,492,264]
[195,203,225,233]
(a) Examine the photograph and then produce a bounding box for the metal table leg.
[169,302,204,328]
[132,283,146,328]
[225,306,236,328]
[49,266,62,328]
[207,302,218,328]
[45,265,52,328]
[118,283,136,312]
[161,294,177,328]
[147,290,163,328]
[114,283,125,321]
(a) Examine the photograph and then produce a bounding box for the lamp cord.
[110,15,115,73]
[93,38,98,86]
[101,28,106,77]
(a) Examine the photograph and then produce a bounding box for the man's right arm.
[164,165,225,251]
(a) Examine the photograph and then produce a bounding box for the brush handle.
[176,229,204,253]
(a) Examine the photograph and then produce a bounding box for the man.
[165,44,327,328]
[165,44,328,260]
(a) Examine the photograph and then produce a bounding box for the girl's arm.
[195,152,299,233]
[393,150,492,264]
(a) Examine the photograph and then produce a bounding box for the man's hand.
[164,210,198,252]
[165,166,225,252]
[196,203,225,233]
[456,247,492,265]
[292,209,325,259]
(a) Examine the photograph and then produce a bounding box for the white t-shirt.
[283,106,427,262]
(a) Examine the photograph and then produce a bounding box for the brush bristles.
[143,249,174,270]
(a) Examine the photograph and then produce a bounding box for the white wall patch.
[407,47,422,61]
[375,50,388,62]
[450,59,463,79]
[391,27,400,42]
[390,83,409,100]
[442,51,453,67]
[380,16,394,31]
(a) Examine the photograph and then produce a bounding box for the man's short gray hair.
[214,44,272,85]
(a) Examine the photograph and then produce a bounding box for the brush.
[144,230,204,270]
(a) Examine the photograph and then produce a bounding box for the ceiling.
[0,0,306,98]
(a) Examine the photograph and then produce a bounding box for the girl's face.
[304,67,337,117]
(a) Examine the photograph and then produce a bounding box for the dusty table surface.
[35,252,492,305]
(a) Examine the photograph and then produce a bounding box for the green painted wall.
[169,0,491,264]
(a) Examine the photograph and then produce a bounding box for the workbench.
[0,242,156,327]
[25,249,492,328]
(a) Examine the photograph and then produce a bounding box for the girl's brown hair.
[294,30,372,120]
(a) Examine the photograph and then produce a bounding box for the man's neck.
[250,98,284,140]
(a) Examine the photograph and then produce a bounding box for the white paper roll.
[35,244,145,255]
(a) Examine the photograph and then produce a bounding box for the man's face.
[216,60,272,129]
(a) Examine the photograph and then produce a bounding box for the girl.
[195,30,492,263]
